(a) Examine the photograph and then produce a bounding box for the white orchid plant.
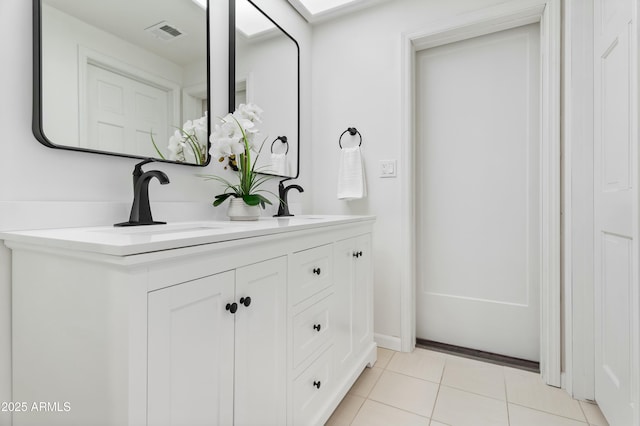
[203,103,275,209]
[151,113,208,165]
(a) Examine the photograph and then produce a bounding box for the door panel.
[147,272,235,426]
[354,234,372,351]
[87,64,170,157]
[234,257,287,426]
[415,23,541,361]
[334,234,372,374]
[594,0,636,423]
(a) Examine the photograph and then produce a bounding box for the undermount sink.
[91,224,225,236]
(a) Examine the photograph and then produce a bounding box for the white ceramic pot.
[227,197,261,221]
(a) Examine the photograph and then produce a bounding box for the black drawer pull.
[358,251,363,257]
[313,324,321,332]
[240,297,252,307]
[313,267,321,275]
[313,380,321,389]
[225,303,238,314]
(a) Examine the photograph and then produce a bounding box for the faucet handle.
[133,158,155,176]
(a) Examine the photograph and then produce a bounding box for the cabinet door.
[234,257,287,426]
[334,234,373,374]
[353,234,373,352]
[147,272,235,426]
[333,238,357,375]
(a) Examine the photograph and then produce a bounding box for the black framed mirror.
[33,0,211,166]
[229,0,300,179]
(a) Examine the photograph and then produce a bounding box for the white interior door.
[87,63,170,157]
[415,23,541,361]
[594,0,637,423]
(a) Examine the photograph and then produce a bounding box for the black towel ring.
[338,127,362,149]
[270,136,289,155]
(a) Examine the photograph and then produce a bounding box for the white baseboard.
[374,333,402,351]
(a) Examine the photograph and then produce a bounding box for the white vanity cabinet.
[1,216,375,426]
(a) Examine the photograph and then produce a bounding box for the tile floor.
[326,347,609,426]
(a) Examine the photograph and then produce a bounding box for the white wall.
[0,0,310,420]
[310,0,511,346]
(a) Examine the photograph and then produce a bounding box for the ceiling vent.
[145,21,186,41]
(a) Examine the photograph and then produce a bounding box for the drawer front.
[293,293,333,368]
[293,346,333,426]
[290,244,333,305]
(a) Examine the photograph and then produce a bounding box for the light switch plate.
[380,160,397,178]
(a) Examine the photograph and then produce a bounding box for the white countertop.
[0,215,375,256]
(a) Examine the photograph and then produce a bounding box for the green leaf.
[149,130,166,160]
[257,194,273,206]
[242,194,261,206]
[213,193,234,207]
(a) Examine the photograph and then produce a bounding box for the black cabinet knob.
[225,302,238,314]
[313,380,321,389]
[358,251,363,257]
[313,267,321,275]
[353,251,359,258]
[313,324,321,332]
[240,297,252,307]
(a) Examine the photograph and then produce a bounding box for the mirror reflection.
[234,0,299,177]
[38,0,209,165]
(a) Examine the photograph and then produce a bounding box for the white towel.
[270,153,289,176]
[337,146,367,200]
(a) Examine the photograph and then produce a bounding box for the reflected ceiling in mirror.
[233,0,299,178]
[33,0,210,165]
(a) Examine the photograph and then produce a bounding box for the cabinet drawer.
[290,244,333,304]
[293,293,332,368]
[292,346,333,426]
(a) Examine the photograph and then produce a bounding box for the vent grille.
[145,21,186,41]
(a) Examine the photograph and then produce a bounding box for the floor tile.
[375,347,394,369]
[325,394,365,426]
[348,367,383,398]
[509,404,588,426]
[432,385,509,426]
[386,348,446,383]
[351,400,430,426]
[504,367,585,421]
[441,355,506,400]
[579,401,609,426]
[429,421,451,426]
[369,370,439,418]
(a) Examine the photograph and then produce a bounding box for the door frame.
[399,0,562,386]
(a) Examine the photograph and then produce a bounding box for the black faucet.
[114,159,170,227]
[274,180,304,217]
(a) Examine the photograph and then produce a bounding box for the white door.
[147,272,235,426]
[87,63,170,157]
[594,0,637,423]
[234,257,287,426]
[415,24,541,361]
